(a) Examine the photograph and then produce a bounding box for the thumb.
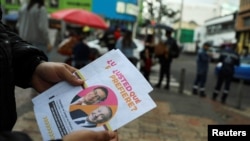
[94,131,116,141]
[63,130,115,141]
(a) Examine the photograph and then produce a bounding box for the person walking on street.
[140,34,155,82]
[99,27,116,51]
[140,47,153,82]
[17,0,52,58]
[113,25,122,42]
[155,28,179,90]
[115,30,138,66]
[72,27,91,69]
[212,45,240,104]
[0,7,118,141]
[192,42,211,97]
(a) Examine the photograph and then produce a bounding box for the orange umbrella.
[51,9,108,29]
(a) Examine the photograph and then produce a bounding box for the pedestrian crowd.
[136,24,241,106]
[135,26,181,89]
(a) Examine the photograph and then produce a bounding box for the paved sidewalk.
[119,88,250,141]
[13,86,250,141]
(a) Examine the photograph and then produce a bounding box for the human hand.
[62,130,118,141]
[31,62,83,93]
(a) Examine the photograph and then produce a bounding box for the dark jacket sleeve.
[0,131,62,141]
[0,131,33,141]
[1,22,48,88]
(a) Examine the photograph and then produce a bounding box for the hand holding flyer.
[32,49,157,140]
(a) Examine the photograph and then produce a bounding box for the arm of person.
[0,131,32,141]
[200,52,209,62]
[2,22,83,92]
[0,130,118,141]
[1,22,48,88]
[62,130,118,141]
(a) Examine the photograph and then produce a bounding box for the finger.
[63,130,114,141]
[64,63,78,73]
[94,131,114,141]
[59,64,83,86]
[109,131,119,141]
[108,131,116,138]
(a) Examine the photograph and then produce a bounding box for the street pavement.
[13,48,250,141]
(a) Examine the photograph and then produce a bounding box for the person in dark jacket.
[139,34,155,83]
[0,7,118,141]
[192,42,211,97]
[115,30,138,66]
[212,45,240,104]
[99,27,116,51]
[72,29,91,69]
[155,29,178,90]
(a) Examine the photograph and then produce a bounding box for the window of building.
[243,17,250,27]
[206,21,234,35]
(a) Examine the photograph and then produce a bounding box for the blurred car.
[208,46,221,62]
[215,57,250,81]
[86,39,108,55]
[87,38,144,67]
[87,38,144,57]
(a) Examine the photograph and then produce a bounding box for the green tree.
[145,0,180,24]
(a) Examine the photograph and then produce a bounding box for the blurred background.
[2,0,250,141]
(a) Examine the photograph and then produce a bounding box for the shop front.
[92,0,138,31]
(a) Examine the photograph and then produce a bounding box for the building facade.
[92,0,138,30]
[1,0,139,30]
[194,13,237,50]
[235,0,250,54]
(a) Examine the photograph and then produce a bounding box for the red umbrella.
[50,9,108,29]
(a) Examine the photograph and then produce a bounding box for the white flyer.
[32,49,157,140]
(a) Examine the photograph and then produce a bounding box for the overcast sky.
[161,0,240,25]
[164,0,239,5]
[164,0,239,10]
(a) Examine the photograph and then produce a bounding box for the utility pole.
[177,0,184,44]
[132,0,142,38]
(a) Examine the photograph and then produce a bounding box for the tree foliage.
[145,0,180,24]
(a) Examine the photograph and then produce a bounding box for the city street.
[13,47,250,141]
[1,0,249,141]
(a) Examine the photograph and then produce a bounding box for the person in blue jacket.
[192,42,211,97]
[115,30,138,66]
[212,45,240,104]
